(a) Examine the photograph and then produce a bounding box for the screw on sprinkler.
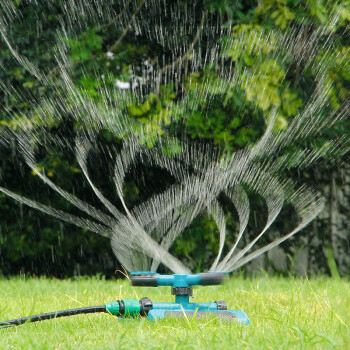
[128,272,250,323]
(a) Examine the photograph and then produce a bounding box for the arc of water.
[150,202,205,271]
[228,191,325,271]
[133,148,235,270]
[225,188,285,269]
[75,136,123,220]
[17,137,115,227]
[0,26,45,82]
[7,136,192,274]
[111,216,191,273]
[78,137,188,272]
[113,149,222,271]
[216,161,289,270]
[0,187,112,237]
[214,186,250,271]
[113,139,142,202]
[129,176,199,229]
[109,143,192,273]
[249,109,278,160]
[149,208,189,270]
[208,200,227,271]
[124,144,250,271]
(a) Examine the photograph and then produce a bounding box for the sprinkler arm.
[130,272,227,287]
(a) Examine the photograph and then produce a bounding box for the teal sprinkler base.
[126,272,250,324]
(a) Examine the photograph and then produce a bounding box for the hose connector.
[105,298,153,317]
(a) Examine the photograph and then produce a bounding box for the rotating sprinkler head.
[0,272,249,327]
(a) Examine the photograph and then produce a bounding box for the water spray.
[0,272,249,327]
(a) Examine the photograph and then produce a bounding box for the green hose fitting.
[105,301,120,316]
[122,299,141,317]
[105,299,142,318]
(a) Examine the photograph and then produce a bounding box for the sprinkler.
[128,272,249,323]
[0,272,249,327]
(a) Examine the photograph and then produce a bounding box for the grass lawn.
[0,275,349,349]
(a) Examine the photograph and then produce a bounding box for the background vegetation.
[0,0,349,277]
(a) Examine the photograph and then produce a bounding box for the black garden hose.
[0,306,105,328]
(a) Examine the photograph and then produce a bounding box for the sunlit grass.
[0,275,349,349]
